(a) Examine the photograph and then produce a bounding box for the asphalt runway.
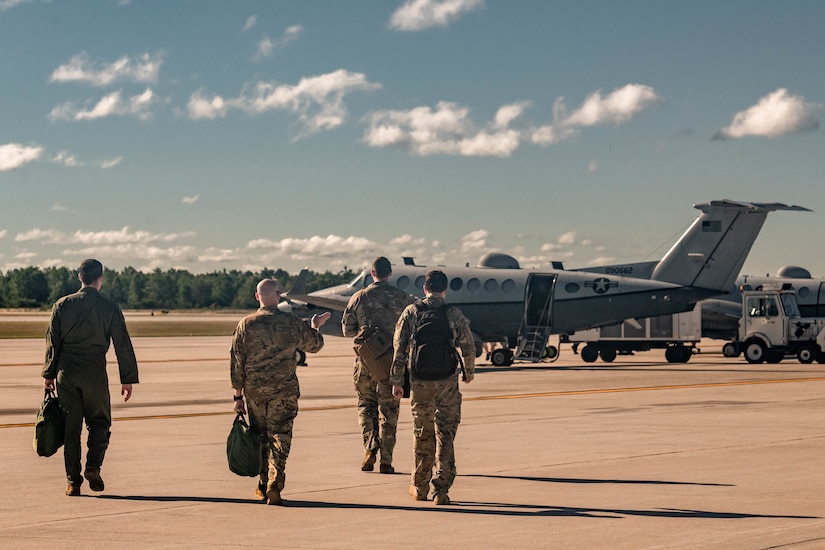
[2,331,824,549]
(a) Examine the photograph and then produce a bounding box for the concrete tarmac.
[1,333,824,549]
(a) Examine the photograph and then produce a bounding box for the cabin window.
[467,278,480,292]
[450,278,463,291]
[502,279,515,293]
[415,276,426,289]
[798,287,810,298]
[484,278,498,292]
[396,276,410,289]
[565,283,580,293]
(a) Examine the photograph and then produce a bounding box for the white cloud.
[199,247,237,263]
[15,227,196,245]
[52,151,81,167]
[0,230,7,239]
[531,84,662,145]
[49,88,159,121]
[461,229,488,251]
[557,231,576,245]
[390,0,483,31]
[0,0,33,11]
[561,84,662,127]
[243,15,258,32]
[100,156,123,169]
[0,143,43,171]
[50,51,163,86]
[255,25,303,60]
[188,69,381,139]
[714,88,821,140]
[182,195,200,205]
[255,37,275,59]
[363,100,527,157]
[586,160,598,174]
[50,203,70,212]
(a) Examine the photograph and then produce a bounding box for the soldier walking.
[390,270,475,505]
[342,257,415,473]
[231,278,330,505]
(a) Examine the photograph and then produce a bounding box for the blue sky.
[1,0,824,277]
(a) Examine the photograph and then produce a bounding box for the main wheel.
[542,345,559,362]
[743,339,767,364]
[797,344,816,364]
[580,345,599,363]
[490,349,510,366]
[599,348,617,363]
[722,342,740,358]
[665,345,690,363]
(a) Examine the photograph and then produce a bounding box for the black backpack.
[409,302,458,380]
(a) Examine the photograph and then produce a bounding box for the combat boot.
[379,463,395,474]
[65,484,81,497]
[266,486,282,506]
[255,481,267,501]
[84,469,104,492]
[433,493,450,505]
[409,485,428,501]
[361,449,377,471]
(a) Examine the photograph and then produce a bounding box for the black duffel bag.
[33,390,65,457]
[226,412,262,477]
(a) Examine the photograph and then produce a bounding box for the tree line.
[0,266,356,310]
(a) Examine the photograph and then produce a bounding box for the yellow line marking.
[5,376,825,429]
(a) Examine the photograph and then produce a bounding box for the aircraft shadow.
[462,473,732,487]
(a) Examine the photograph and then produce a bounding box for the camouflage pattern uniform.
[390,296,475,500]
[342,281,415,469]
[43,286,139,487]
[230,306,324,495]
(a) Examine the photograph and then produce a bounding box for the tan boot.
[433,493,450,505]
[361,449,377,472]
[409,485,428,501]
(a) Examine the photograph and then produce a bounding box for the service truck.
[565,307,702,364]
[727,285,825,364]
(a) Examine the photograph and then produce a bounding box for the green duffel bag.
[33,390,65,457]
[226,412,262,477]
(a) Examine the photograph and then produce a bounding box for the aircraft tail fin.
[651,200,810,290]
[287,268,310,296]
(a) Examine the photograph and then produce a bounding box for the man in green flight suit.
[43,259,139,496]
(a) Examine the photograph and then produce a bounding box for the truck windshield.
[780,293,800,317]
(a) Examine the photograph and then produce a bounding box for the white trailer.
[566,306,702,363]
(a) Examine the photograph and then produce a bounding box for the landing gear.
[490,348,514,367]
[599,348,617,363]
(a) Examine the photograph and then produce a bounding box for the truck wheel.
[580,345,599,363]
[599,348,617,363]
[722,342,740,358]
[542,345,559,361]
[679,346,693,363]
[797,345,816,364]
[817,351,825,364]
[743,339,766,364]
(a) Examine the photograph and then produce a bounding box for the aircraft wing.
[284,292,349,311]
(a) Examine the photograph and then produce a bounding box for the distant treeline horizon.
[0,266,356,310]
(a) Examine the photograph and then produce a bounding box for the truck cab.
[736,285,825,364]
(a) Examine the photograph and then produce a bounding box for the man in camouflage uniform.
[43,258,139,496]
[231,278,331,505]
[391,270,475,505]
[342,256,415,473]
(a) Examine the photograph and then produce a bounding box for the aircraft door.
[517,274,557,362]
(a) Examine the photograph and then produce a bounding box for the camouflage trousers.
[245,374,300,493]
[409,373,462,498]
[353,362,399,466]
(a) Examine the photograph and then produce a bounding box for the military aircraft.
[282,200,808,365]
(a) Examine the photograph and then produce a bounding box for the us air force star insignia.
[585,277,617,294]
